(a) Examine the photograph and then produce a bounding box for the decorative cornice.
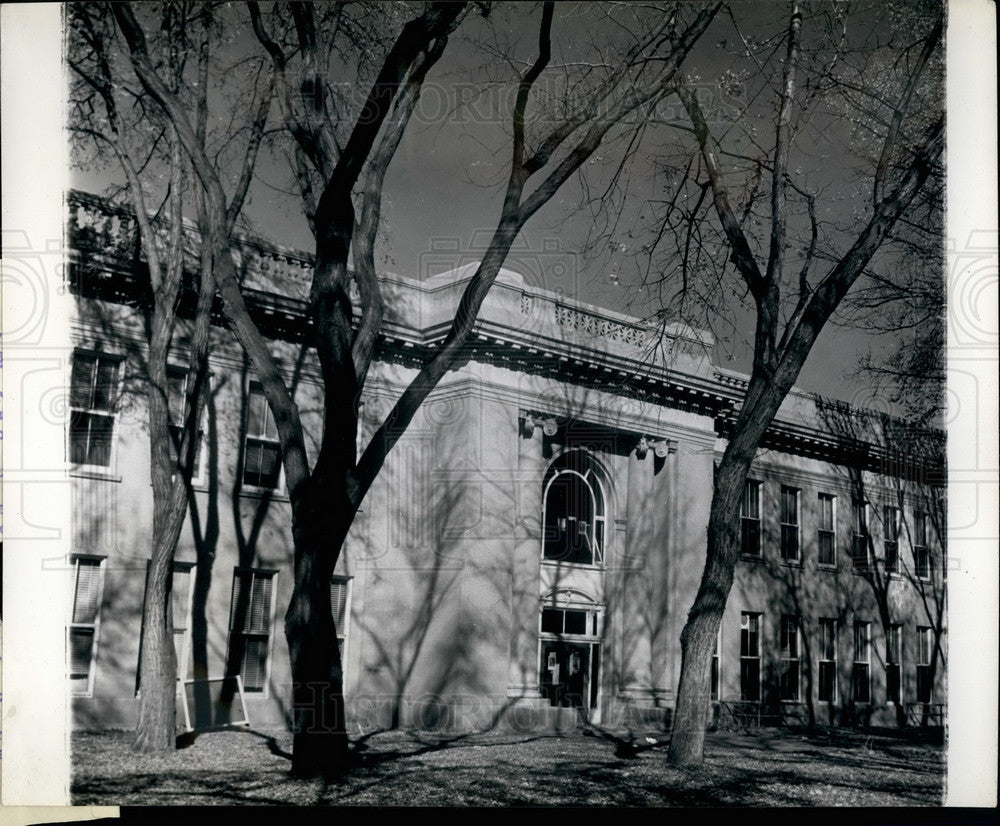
[66,189,945,483]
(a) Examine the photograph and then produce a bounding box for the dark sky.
[71,1,943,408]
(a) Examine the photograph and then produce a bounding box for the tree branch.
[675,72,766,297]
[112,1,312,500]
[352,33,451,388]
[873,15,942,204]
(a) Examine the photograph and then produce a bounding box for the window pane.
[330,580,350,629]
[69,627,95,677]
[885,541,899,572]
[820,620,836,661]
[741,517,760,556]
[781,524,799,560]
[73,559,103,624]
[917,627,932,665]
[541,608,562,634]
[69,411,93,464]
[244,440,281,488]
[887,664,901,703]
[781,487,798,524]
[916,667,932,703]
[563,610,587,635]
[819,661,836,702]
[247,384,279,441]
[247,575,272,633]
[241,637,269,691]
[543,469,596,565]
[781,617,798,657]
[853,663,870,702]
[852,535,869,570]
[884,506,899,541]
[818,494,834,530]
[915,546,930,579]
[247,386,268,438]
[85,413,115,467]
[780,661,799,701]
[93,358,119,411]
[742,482,759,519]
[171,568,192,630]
[740,659,760,701]
[855,501,868,533]
[167,370,187,425]
[71,354,96,409]
[740,614,759,656]
[818,531,835,565]
[854,622,868,658]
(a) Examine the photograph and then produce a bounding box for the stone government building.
[66,189,947,733]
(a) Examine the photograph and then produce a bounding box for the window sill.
[540,558,605,571]
[238,487,290,503]
[70,466,122,483]
[818,563,838,572]
[740,554,766,564]
[779,558,802,568]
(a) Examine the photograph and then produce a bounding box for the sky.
[70,0,945,409]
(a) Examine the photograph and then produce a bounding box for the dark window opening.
[543,454,605,565]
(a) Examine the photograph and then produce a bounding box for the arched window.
[542,451,606,565]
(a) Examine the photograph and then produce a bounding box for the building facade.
[66,190,947,734]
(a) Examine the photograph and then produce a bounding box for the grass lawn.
[71,724,945,807]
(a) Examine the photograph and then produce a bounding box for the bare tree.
[647,2,946,764]
[110,0,724,776]
[68,2,271,752]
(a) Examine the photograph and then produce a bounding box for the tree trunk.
[669,376,785,765]
[133,479,188,752]
[668,475,743,764]
[285,478,354,778]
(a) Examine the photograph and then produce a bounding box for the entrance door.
[540,641,600,709]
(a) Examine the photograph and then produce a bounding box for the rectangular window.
[135,561,196,693]
[914,511,930,580]
[852,620,871,703]
[883,505,900,574]
[69,556,106,695]
[780,486,800,562]
[818,493,837,566]
[166,366,205,483]
[540,607,596,636]
[741,481,761,557]
[886,623,902,704]
[779,615,800,701]
[330,575,353,657]
[818,618,838,703]
[243,382,282,490]
[227,568,276,693]
[70,351,120,467]
[916,626,934,703]
[711,627,721,702]
[852,500,870,572]
[739,612,761,701]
